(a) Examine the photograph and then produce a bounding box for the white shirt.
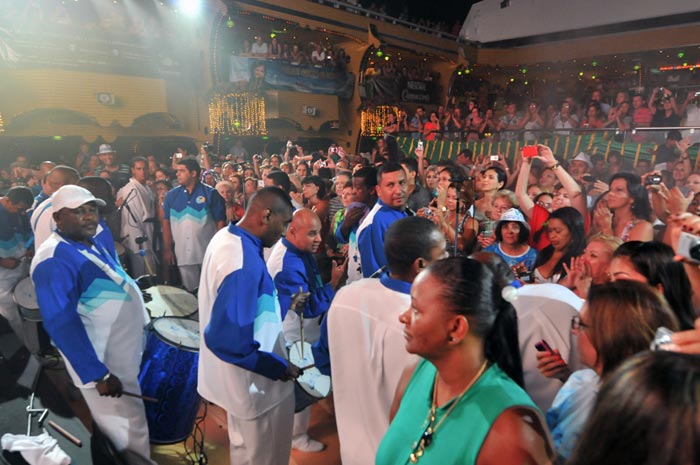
[30,198,55,251]
[328,275,417,465]
[513,283,584,413]
[117,178,156,254]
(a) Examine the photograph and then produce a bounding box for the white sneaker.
[291,434,325,452]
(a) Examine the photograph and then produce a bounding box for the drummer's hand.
[0,257,20,269]
[280,363,301,382]
[96,373,123,397]
[162,249,176,267]
[290,290,311,314]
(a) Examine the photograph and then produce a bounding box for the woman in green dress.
[377,257,554,465]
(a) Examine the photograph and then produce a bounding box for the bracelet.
[96,372,111,384]
[551,162,561,170]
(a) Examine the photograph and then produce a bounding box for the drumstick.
[122,391,159,403]
[48,420,82,447]
[299,363,315,371]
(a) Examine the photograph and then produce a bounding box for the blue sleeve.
[359,214,393,277]
[33,260,108,384]
[274,255,334,320]
[204,267,288,380]
[209,189,227,222]
[311,316,331,376]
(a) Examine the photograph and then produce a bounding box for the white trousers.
[178,264,202,292]
[80,377,156,465]
[226,393,294,465]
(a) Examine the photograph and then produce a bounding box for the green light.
[521,68,527,74]
[457,71,462,75]
[591,75,596,79]
[683,62,688,67]
[677,52,685,59]
[270,33,276,38]
[226,18,234,28]
[524,81,528,85]
[234,121,241,127]
[579,72,584,76]
[633,64,641,70]
[464,69,470,74]
[592,61,598,67]
[52,136,62,140]
[261,136,269,140]
[377,126,383,131]
[376,50,383,57]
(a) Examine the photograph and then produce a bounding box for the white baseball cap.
[52,185,106,212]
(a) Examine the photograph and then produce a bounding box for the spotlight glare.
[179,0,201,16]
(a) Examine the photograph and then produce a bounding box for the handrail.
[308,0,459,40]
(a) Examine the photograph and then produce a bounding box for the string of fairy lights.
[361,105,400,136]
[208,93,267,135]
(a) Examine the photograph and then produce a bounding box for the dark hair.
[177,157,201,178]
[266,171,291,193]
[609,172,652,221]
[533,191,553,205]
[302,175,326,199]
[78,176,115,211]
[401,157,419,174]
[353,166,378,190]
[50,166,80,185]
[7,186,34,206]
[569,351,700,465]
[377,162,404,184]
[427,257,524,387]
[248,186,293,215]
[385,217,442,277]
[494,219,530,245]
[130,156,147,169]
[613,241,695,330]
[483,165,507,189]
[533,207,587,281]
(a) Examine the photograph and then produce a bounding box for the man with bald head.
[198,187,301,465]
[266,208,346,452]
[30,165,81,249]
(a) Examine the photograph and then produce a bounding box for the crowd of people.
[0,126,699,465]
[381,86,700,145]
[236,34,350,72]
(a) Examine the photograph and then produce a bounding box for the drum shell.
[138,318,201,444]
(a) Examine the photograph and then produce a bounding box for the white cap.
[495,208,530,231]
[98,144,114,154]
[52,185,106,212]
[571,152,592,168]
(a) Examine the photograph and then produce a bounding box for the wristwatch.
[96,372,111,384]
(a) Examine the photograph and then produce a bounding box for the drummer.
[0,186,34,340]
[325,216,447,465]
[197,187,300,465]
[266,208,347,452]
[31,185,156,465]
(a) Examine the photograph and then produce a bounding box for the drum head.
[288,341,331,398]
[152,317,200,352]
[13,277,38,310]
[145,286,198,318]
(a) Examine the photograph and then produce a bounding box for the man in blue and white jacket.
[197,187,299,465]
[31,185,155,465]
[357,162,411,277]
[267,208,345,452]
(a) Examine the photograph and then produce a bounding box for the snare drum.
[138,316,201,444]
[13,276,40,322]
[144,286,198,319]
[288,340,331,412]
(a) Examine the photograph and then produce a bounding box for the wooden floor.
[151,397,341,465]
